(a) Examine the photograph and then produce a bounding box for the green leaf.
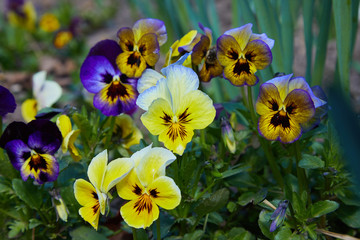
[258,210,275,240]
[238,189,268,206]
[195,188,230,217]
[70,226,107,240]
[28,218,42,229]
[12,179,43,210]
[310,200,339,218]
[8,220,27,238]
[183,230,204,240]
[275,227,292,240]
[302,0,314,83]
[337,205,360,228]
[298,154,324,169]
[228,227,254,240]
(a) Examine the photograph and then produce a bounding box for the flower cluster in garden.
[0,15,332,237]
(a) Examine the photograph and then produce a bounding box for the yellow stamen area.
[134,193,153,215]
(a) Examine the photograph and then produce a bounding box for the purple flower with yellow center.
[192,23,223,82]
[0,85,16,117]
[80,39,138,116]
[0,119,62,184]
[116,18,167,78]
[255,74,326,144]
[217,23,274,86]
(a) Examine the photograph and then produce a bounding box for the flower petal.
[148,176,181,210]
[278,117,302,144]
[79,205,100,230]
[102,157,134,192]
[27,130,62,155]
[283,89,315,123]
[137,68,164,94]
[87,150,107,191]
[117,27,135,52]
[4,139,30,170]
[266,74,293,102]
[256,83,282,115]
[136,147,176,187]
[56,115,72,138]
[199,61,223,82]
[120,196,159,229]
[258,112,281,142]
[137,33,160,67]
[80,56,115,94]
[116,51,147,78]
[216,34,241,67]
[288,77,327,108]
[21,99,37,123]
[223,23,252,50]
[136,78,171,111]
[132,18,167,46]
[222,60,258,86]
[116,169,144,200]
[0,85,16,117]
[244,39,272,70]
[88,39,122,70]
[192,35,210,65]
[249,33,275,49]
[36,80,62,109]
[0,121,29,149]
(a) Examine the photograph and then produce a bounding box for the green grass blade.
[312,1,332,86]
[332,0,352,96]
[253,0,284,73]
[238,0,258,32]
[303,0,314,83]
[281,0,294,74]
[350,0,359,56]
[206,0,221,36]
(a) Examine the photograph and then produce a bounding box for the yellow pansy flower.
[116,145,181,229]
[56,115,81,161]
[39,13,60,32]
[74,150,133,230]
[136,65,216,155]
[21,71,62,122]
[111,114,143,149]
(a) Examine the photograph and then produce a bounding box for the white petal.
[137,69,164,94]
[87,150,107,191]
[136,78,171,111]
[36,81,62,108]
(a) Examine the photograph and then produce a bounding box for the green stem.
[203,214,209,232]
[294,141,311,204]
[105,116,116,149]
[247,87,284,189]
[156,217,161,240]
[132,228,138,240]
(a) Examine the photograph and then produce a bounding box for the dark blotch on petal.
[270,112,290,129]
[149,189,159,198]
[107,82,129,101]
[127,52,141,67]
[132,184,142,196]
[233,59,250,76]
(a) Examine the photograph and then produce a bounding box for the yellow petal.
[148,176,181,210]
[87,150,107,191]
[67,130,81,161]
[39,13,60,33]
[258,112,281,142]
[118,27,135,52]
[79,205,100,230]
[137,33,160,67]
[266,74,293,102]
[278,117,302,143]
[116,51,147,78]
[73,179,98,207]
[123,127,143,149]
[136,147,176,187]
[55,198,68,222]
[102,157,134,192]
[21,99,37,123]
[56,115,72,139]
[255,83,283,115]
[283,89,315,124]
[120,196,159,229]
[132,18,167,46]
[116,170,144,200]
[223,23,253,50]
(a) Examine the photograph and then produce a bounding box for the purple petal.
[27,120,62,145]
[28,131,61,155]
[0,121,29,149]
[4,139,30,170]
[0,85,16,117]
[80,56,117,93]
[87,39,122,70]
[270,220,278,232]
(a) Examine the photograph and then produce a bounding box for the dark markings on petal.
[268,100,279,111]
[126,42,134,51]
[132,184,142,196]
[167,123,187,142]
[22,151,31,161]
[228,49,239,60]
[120,74,129,83]
[270,111,290,129]
[92,202,100,214]
[133,194,152,214]
[233,59,250,76]
[29,154,47,172]
[92,191,98,200]
[39,172,48,183]
[149,188,159,198]
[127,52,141,67]
[245,51,254,62]
[102,72,113,84]
[160,112,172,125]
[107,82,129,101]
[138,44,146,55]
[286,103,296,115]
[178,108,191,123]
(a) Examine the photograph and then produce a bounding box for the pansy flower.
[6,0,36,31]
[0,85,16,117]
[116,18,167,78]
[136,65,216,155]
[164,30,200,68]
[80,39,138,116]
[39,13,60,33]
[53,17,81,49]
[74,150,133,230]
[56,115,81,161]
[0,119,62,184]
[191,24,223,82]
[21,71,62,122]
[255,74,326,143]
[116,144,181,229]
[217,23,274,86]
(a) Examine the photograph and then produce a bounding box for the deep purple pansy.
[80,39,138,116]
[0,85,17,117]
[0,119,62,184]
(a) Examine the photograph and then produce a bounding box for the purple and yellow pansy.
[191,23,223,82]
[217,23,274,86]
[80,39,138,116]
[0,119,62,184]
[116,18,167,78]
[6,0,36,31]
[255,74,326,143]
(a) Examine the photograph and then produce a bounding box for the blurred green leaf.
[258,210,275,240]
[275,227,292,240]
[303,0,314,83]
[298,154,324,169]
[337,205,360,228]
[8,220,27,238]
[70,226,107,240]
[195,188,230,217]
[183,230,204,240]
[12,179,43,210]
[310,200,339,218]
[28,218,42,229]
